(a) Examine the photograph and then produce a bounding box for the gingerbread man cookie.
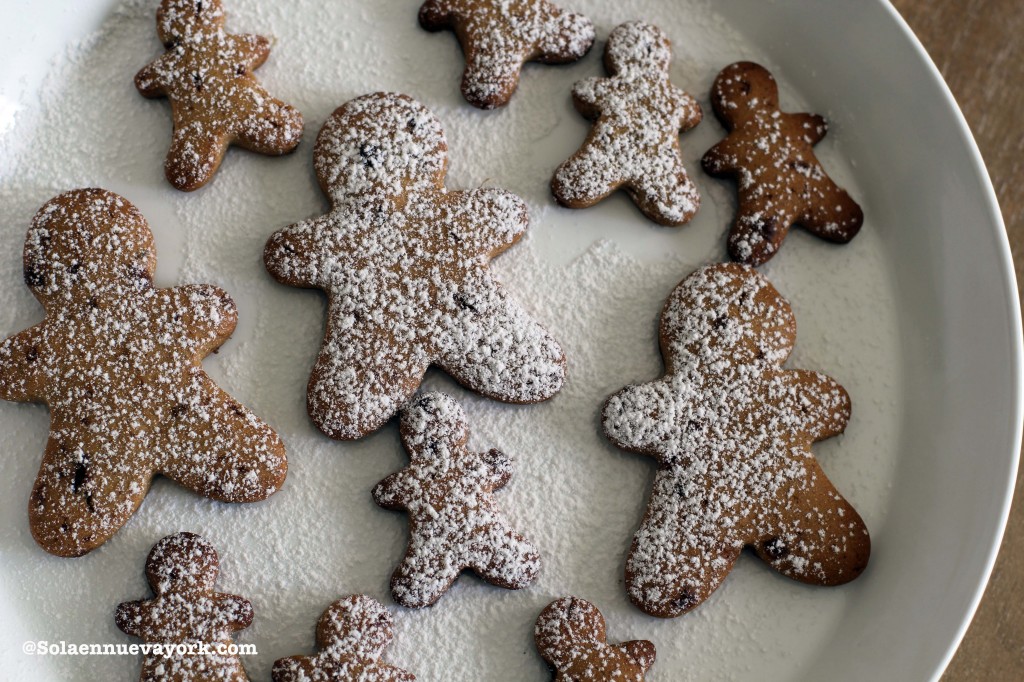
[603,263,870,618]
[135,0,303,191]
[264,93,566,441]
[116,532,254,682]
[372,392,541,608]
[535,597,656,681]
[419,0,595,109]
[0,189,286,557]
[552,22,703,226]
[702,62,863,265]
[272,596,415,682]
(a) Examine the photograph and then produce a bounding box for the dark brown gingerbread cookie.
[116,532,254,682]
[135,0,304,191]
[702,61,863,265]
[603,263,870,618]
[0,189,286,557]
[552,21,703,226]
[535,597,656,681]
[372,392,541,608]
[419,0,595,109]
[272,596,415,682]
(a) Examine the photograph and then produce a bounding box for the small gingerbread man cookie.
[603,263,870,618]
[135,0,304,191]
[272,596,415,682]
[0,189,286,557]
[702,61,863,265]
[419,0,595,109]
[535,597,656,681]
[116,532,254,682]
[372,392,541,608]
[264,93,566,441]
[552,22,703,226]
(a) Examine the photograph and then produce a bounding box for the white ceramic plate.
[0,1,1019,680]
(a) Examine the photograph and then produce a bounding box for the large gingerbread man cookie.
[535,597,656,681]
[272,596,415,682]
[372,392,541,608]
[264,92,566,441]
[116,532,254,682]
[419,0,595,109]
[135,0,304,191]
[603,263,870,618]
[701,61,863,265]
[552,22,703,226]
[0,189,286,557]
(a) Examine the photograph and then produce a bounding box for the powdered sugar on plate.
[0,1,901,680]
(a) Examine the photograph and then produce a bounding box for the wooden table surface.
[888,0,1024,678]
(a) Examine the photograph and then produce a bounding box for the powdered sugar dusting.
[264,93,566,441]
[0,1,901,681]
[373,392,541,608]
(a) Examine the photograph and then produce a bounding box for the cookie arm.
[271,656,315,682]
[782,369,851,442]
[480,448,513,490]
[164,284,239,357]
[114,600,147,639]
[264,217,329,289]
[701,137,740,176]
[0,327,46,403]
[570,77,607,120]
[450,189,529,259]
[789,112,828,145]
[134,57,168,98]
[621,639,657,672]
[418,0,455,29]
[232,34,271,71]
[217,593,255,632]
[602,381,676,459]
[372,471,415,510]
[671,85,703,133]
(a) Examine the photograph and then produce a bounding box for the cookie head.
[313,93,448,204]
[536,597,606,658]
[605,21,672,76]
[145,532,220,594]
[399,392,469,460]
[157,0,226,46]
[661,263,795,368]
[711,61,779,127]
[319,596,394,659]
[23,189,156,305]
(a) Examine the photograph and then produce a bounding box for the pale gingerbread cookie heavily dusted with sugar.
[603,263,870,618]
[115,533,254,682]
[552,21,703,226]
[702,61,863,266]
[0,189,287,558]
[418,0,595,109]
[535,597,656,681]
[264,92,566,441]
[372,392,541,608]
[135,0,304,191]
[272,596,416,682]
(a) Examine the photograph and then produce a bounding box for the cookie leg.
[627,158,701,226]
[728,194,797,266]
[461,48,523,109]
[165,123,230,192]
[755,466,870,586]
[29,432,152,557]
[159,373,287,503]
[437,282,565,404]
[308,316,427,440]
[626,474,741,618]
[799,182,864,244]
[469,525,541,590]
[390,547,463,608]
[236,97,304,156]
[552,144,623,209]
